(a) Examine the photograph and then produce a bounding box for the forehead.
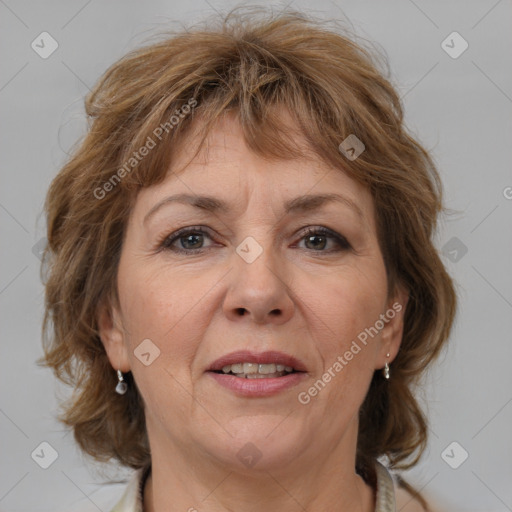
[132,111,376,227]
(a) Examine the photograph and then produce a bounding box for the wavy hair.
[37,7,457,507]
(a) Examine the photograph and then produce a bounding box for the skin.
[98,109,409,512]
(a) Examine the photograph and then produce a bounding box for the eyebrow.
[143,192,365,225]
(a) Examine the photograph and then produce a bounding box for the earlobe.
[96,298,131,372]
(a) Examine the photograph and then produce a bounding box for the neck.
[142,421,375,512]
[143,468,375,512]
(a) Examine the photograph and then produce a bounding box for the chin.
[201,418,305,471]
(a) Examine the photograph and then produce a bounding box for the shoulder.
[56,479,134,512]
[377,462,434,512]
[63,469,145,512]
[373,460,430,512]
[109,468,145,512]
[394,485,429,511]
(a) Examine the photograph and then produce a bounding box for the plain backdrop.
[1,1,511,511]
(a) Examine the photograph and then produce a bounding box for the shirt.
[109,459,397,511]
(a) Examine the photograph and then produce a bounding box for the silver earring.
[115,369,128,395]
[383,353,390,380]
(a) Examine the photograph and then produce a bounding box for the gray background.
[1,1,511,511]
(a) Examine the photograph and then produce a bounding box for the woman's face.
[100,111,407,473]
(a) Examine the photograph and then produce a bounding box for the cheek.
[117,262,213,369]
[116,266,211,425]
[304,263,387,390]
[310,268,387,344]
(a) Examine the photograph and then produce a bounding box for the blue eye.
[159,226,350,254]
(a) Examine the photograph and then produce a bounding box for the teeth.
[217,362,295,377]
[258,363,276,374]
[231,363,243,373]
[243,362,258,374]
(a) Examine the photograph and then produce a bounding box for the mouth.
[206,350,308,397]
[206,350,307,377]
[210,362,299,379]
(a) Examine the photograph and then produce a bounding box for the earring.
[115,369,128,395]
[382,353,390,380]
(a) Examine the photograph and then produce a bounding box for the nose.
[223,239,295,326]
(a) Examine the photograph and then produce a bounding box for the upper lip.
[207,350,307,372]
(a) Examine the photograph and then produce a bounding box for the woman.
[38,8,457,512]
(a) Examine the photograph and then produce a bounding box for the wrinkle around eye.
[142,212,374,258]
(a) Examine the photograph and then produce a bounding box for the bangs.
[113,85,362,197]
[88,32,395,201]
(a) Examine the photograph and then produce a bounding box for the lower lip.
[206,371,307,397]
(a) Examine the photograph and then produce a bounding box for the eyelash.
[157,226,351,255]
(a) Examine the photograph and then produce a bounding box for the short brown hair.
[38,5,457,490]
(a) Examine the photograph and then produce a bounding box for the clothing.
[110,459,397,511]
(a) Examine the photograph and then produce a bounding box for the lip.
[207,371,308,397]
[206,350,308,398]
[206,350,307,372]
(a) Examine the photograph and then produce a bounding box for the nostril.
[236,308,246,316]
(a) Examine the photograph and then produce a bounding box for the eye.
[296,227,351,252]
[158,225,351,255]
[159,227,214,253]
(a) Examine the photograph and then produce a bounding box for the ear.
[376,284,409,368]
[96,296,131,373]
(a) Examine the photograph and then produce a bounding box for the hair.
[37,6,457,508]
